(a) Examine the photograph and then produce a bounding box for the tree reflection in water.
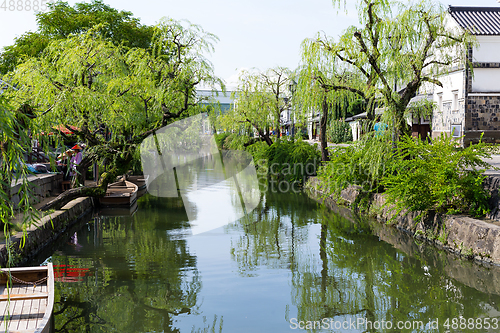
[42,164,500,332]
[50,194,219,333]
[230,191,500,332]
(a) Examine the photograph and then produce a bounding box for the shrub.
[223,133,253,150]
[382,134,492,217]
[327,120,353,143]
[246,138,320,185]
[317,132,392,196]
[214,133,231,150]
[266,139,320,184]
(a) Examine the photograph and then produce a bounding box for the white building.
[420,6,500,146]
[197,90,235,114]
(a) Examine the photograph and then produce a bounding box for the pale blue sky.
[0,0,498,88]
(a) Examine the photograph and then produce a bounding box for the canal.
[30,181,500,332]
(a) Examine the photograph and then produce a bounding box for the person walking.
[70,145,83,185]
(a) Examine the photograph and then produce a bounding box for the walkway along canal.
[22,158,500,332]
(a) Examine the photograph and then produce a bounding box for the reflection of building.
[416,6,500,146]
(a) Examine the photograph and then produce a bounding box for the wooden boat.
[127,175,149,191]
[99,180,138,207]
[0,263,54,333]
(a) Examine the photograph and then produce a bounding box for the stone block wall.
[10,173,63,208]
[0,197,94,267]
[464,96,500,145]
[306,176,500,266]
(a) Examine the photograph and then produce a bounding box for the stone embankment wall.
[0,197,94,267]
[307,176,500,266]
[10,173,63,208]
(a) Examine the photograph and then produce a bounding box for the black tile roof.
[449,6,500,35]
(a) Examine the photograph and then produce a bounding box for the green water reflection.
[43,188,500,332]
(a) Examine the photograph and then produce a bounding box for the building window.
[452,90,459,111]
[451,124,461,138]
[437,93,443,112]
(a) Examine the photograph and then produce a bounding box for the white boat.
[0,263,54,333]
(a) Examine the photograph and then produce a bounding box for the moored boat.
[0,263,54,333]
[99,180,138,207]
[127,175,149,191]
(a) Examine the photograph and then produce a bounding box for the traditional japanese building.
[428,6,500,146]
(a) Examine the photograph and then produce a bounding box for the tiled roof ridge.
[449,6,500,35]
[449,6,500,12]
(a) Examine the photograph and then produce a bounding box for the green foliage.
[317,133,392,196]
[245,141,269,162]
[347,99,366,117]
[5,18,221,191]
[219,67,291,145]
[0,32,50,74]
[327,119,352,143]
[37,0,153,48]
[214,133,231,151]
[264,139,320,184]
[382,135,491,217]
[0,0,153,74]
[223,134,251,151]
[0,97,40,269]
[319,132,492,218]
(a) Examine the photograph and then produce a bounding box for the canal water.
[33,173,500,332]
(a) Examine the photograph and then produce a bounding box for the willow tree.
[0,97,38,237]
[308,0,472,141]
[0,0,153,74]
[4,19,222,210]
[261,67,292,137]
[297,43,362,161]
[221,67,291,146]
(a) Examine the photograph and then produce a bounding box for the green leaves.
[220,67,291,144]
[327,119,353,143]
[382,135,491,217]
[301,0,473,140]
[317,134,392,197]
[319,133,492,218]
[263,139,321,185]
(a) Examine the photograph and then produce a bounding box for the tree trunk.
[394,103,411,142]
[40,167,119,211]
[39,184,106,211]
[263,133,273,146]
[320,97,330,162]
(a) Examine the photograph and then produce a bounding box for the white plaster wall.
[471,68,500,92]
[473,36,500,63]
[431,70,465,133]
